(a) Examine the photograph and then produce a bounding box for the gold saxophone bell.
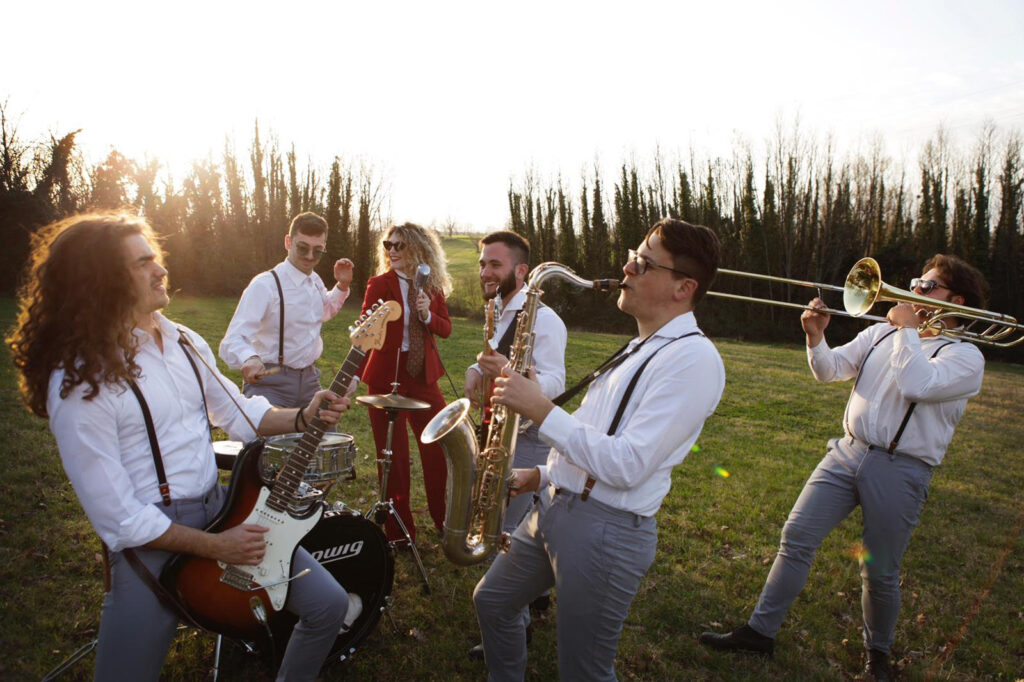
[421,263,621,566]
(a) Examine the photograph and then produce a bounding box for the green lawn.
[1,295,1022,681]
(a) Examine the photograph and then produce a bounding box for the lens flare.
[714,466,730,478]
[849,542,873,564]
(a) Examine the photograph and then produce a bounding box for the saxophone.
[421,262,620,565]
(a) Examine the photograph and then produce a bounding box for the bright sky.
[6,0,1024,231]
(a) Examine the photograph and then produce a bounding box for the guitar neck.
[265,348,366,513]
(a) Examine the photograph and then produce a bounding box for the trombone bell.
[843,257,883,317]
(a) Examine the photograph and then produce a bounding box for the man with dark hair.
[7,212,359,681]
[220,211,354,407]
[466,230,567,531]
[475,219,725,680]
[464,230,567,660]
[700,254,988,682]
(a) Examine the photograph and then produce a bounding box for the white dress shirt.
[219,259,348,370]
[808,323,984,466]
[468,287,568,399]
[538,312,725,517]
[49,314,272,551]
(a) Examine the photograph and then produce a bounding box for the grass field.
[1,292,1022,681]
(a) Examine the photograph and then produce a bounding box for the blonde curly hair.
[375,222,452,296]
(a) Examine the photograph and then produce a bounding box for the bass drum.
[273,509,395,665]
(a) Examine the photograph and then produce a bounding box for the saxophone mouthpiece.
[593,279,621,292]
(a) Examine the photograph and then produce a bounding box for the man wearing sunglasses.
[220,212,354,407]
[475,219,725,681]
[700,254,988,681]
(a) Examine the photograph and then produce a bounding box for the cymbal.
[356,393,431,412]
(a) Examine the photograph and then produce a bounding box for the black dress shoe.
[864,649,892,681]
[530,593,551,613]
[698,624,774,657]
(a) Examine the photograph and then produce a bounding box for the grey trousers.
[503,424,551,534]
[93,485,348,682]
[474,485,657,681]
[244,364,322,409]
[748,437,933,654]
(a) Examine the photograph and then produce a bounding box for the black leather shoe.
[698,624,774,657]
[864,649,892,681]
[530,593,551,613]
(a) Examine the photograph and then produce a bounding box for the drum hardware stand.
[357,385,433,594]
[42,628,224,682]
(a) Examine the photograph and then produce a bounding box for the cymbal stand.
[365,404,431,594]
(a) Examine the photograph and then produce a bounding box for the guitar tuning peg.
[348,325,355,333]
[377,298,384,305]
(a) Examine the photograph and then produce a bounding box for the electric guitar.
[161,300,400,640]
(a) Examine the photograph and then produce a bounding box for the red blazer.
[358,269,452,387]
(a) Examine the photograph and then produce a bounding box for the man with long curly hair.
[7,213,359,681]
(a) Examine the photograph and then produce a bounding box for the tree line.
[0,106,386,304]
[2,103,1022,360]
[508,124,1024,362]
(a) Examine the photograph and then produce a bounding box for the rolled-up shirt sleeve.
[219,276,272,369]
[49,378,172,551]
[322,283,349,321]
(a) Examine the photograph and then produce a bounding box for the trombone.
[709,257,1024,348]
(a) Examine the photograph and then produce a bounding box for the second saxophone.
[421,262,619,565]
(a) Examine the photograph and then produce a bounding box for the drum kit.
[208,388,433,669]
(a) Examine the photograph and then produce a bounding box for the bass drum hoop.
[271,509,395,665]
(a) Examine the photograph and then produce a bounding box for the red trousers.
[367,352,448,543]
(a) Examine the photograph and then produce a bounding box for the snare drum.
[261,432,357,484]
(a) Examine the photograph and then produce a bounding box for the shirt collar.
[132,312,180,346]
[501,287,527,313]
[630,311,699,348]
[278,258,313,285]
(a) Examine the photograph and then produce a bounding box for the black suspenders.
[580,331,704,500]
[269,269,285,366]
[846,328,954,454]
[125,330,210,505]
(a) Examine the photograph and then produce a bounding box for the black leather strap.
[581,331,704,500]
[886,340,954,453]
[269,269,285,366]
[495,310,523,359]
[126,380,172,506]
[121,545,200,627]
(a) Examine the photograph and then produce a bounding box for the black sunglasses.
[382,240,406,252]
[910,278,949,295]
[294,242,326,259]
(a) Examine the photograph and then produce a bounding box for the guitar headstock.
[350,300,401,352]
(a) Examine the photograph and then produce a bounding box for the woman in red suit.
[358,222,452,544]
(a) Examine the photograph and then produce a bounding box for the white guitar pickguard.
[218,486,323,611]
